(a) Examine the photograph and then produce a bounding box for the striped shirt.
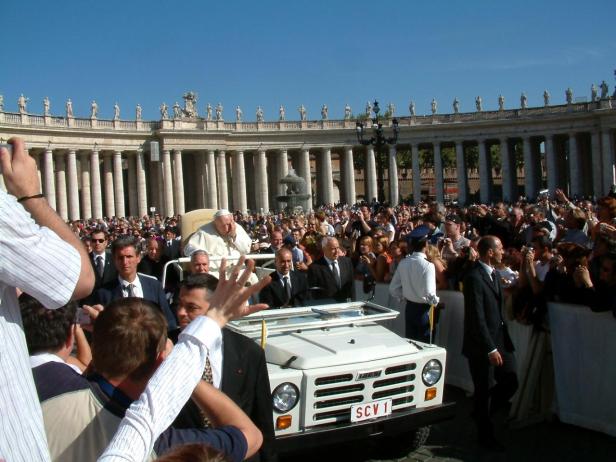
[0,190,81,462]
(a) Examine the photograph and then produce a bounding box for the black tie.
[95,256,104,277]
[331,261,341,289]
[283,276,291,305]
[124,283,135,297]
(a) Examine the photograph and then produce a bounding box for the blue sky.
[2,0,615,121]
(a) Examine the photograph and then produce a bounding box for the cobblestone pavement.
[281,386,616,462]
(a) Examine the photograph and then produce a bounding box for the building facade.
[0,97,615,220]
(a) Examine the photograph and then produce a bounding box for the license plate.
[350,398,393,423]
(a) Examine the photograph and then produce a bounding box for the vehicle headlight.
[272,383,299,413]
[422,359,443,386]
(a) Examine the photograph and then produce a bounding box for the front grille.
[306,361,417,427]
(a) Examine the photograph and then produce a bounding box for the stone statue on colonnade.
[160,102,169,119]
[452,97,460,114]
[600,80,609,99]
[431,98,437,114]
[256,106,264,122]
[409,100,415,116]
[18,94,29,114]
[520,92,528,109]
[91,101,98,118]
[182,91,198,117]
[235,106,242,122]
[591,83,598,102]
[498,94,505,111]
[215,102,223,120]
[0,94,4,111]
[279,105,285,121]
[136,104,142,120]
[321,104,328,120]
[344,103,351,119]
[543,90,550,106]
[173,102,181,119]
[66,99,73,118]
[298,104,306,120]
[475,96,482,112]
[387,102,395,117]
[113,103,120,120]
[206,103,212,120]
[365,101,372,117]
[43,96,50,116]
[566,87,573,104]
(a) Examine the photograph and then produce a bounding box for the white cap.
[214,209,232,218]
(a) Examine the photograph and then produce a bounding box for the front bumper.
[275,400,457,453]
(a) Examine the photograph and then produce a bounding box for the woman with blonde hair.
[425,243,449,290]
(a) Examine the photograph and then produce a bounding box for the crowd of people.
[2,133,616,461]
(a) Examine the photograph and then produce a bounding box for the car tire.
[377,426,431,458]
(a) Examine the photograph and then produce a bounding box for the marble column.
[499,138,515,203]
[162,149,174,216]
[342,146,356,205]
[601,130,615,195]
[80,153,92,220]
[568,133,581,197]
[388,145,399,206]
[255,149,269,212]
[136,150,148,217]
[522,136,536,199]
[173,149,185,215]
[545,135,557,194]
[103,154,115,218]
[195,152,206,209]
[91,149,103,219]
[216,150,229,210]
[113,150,125,217]
[127,154,138,217]
[365,146,377,203]
[321,147,334,205]
[232,150,247,213]
[66,149,79,220]
[278,149,289,196]
[434,142,444,203]
[411,143,421,204]
[591,131,603,197]
[43,148,56,210]
[298,148,312,211]
[55,154,68,220]
[206,150,218,209]
[455,141,468,205]
[478,139,491,204]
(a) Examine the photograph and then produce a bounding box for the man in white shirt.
[389,225,439,342]
[0,138,94,462]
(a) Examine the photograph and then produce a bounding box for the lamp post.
[356,100,400,202]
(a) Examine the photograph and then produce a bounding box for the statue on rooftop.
[600,80,609,99]
[344,103,351,120]
[498,94,505,111]
[520,92,528,109]
[136,104,142,121]
[113,102,120,120]
[0,94,4,111]
[566,87,573,104]
[387,102,395,117]
[365,101,372,117]
[543,90,550,106]
[591,83,598,102]
[66,98,73,118]
[321,104,328,120]
[91,100,98,118]
[409,100,416,116]
[43,96,50,116]
[160,102,169,119]
[215,102,223,120]
[173,102,181,119]
[475,96,483,112]
[298,104,306,121]
[453,97,460,114]
[182,91,198,118]
[206,103,212,121]
[18,94,29,114]
[431,98,437,115]
[256,106,264,122]
[279,105,285,121]
[235,105,242,122]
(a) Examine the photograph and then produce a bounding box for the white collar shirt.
[93,252,106,266]
[478,260,495,280]
[119,275,144,298]
[277,272,292,290]
[29,352,82,375]
[389,252,439,304]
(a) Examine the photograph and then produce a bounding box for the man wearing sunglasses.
[82,229,117,304]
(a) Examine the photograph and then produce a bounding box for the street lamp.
[355,100,400,202]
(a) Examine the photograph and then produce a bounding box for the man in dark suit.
[462,235,518,450]
[163,225,181,259]
[259,248,310,307]
[307,236,354,302]
[173,274,277,462]
[92,236,177,330]
[82,229,118,304]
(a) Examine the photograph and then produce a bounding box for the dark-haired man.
[259,248,310,308]
[463,235,518,450]
[93,236,177,329]
[174,274,277,462]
